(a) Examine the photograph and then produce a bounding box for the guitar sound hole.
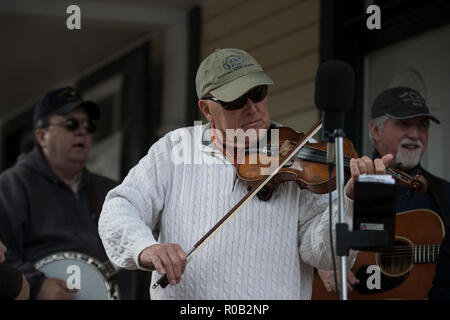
[377,240,413,275]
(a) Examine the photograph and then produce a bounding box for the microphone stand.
[330,129,394,301]
[333,129,347,300]
[324,110,348,300]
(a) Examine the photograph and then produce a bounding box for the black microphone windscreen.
[315,61,355,112]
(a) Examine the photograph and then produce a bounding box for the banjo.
[34,251,120,300]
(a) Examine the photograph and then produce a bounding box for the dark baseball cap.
[33,86,100,127]
[371,87,440,124]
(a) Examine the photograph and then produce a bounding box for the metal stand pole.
[335,135,347,300]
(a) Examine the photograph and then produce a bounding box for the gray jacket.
[0,147,117,298]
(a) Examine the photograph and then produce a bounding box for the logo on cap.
[223,55,245,71]
[399,91,425,107]
[56,88,80,102]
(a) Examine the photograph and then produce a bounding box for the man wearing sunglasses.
[0,87,119,299]
[99,48,391,300]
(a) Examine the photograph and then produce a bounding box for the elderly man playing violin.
[99,48,392,300]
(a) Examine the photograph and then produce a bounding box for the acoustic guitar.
[311,209,445,300]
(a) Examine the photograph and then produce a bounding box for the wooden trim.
[187,6,202,124]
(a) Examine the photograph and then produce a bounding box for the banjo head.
[34,251,120,300]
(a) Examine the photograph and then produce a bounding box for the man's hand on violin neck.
[139,243,187,286]
[345,154,394,199]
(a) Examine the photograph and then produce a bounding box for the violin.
[238,126,428,199]
[385,167,429,197]
[236,126,359,199]
[152,120,428,289]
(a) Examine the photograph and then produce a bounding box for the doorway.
[363,24,450,180]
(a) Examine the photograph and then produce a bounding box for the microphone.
[314,60,355,163]
[315,60,355,135]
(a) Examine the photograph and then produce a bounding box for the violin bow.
[152,119,323,289]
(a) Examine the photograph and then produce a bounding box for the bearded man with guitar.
[315,87,450,299]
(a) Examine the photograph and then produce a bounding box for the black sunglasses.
[42,118,96,133]
[203,85,268,110]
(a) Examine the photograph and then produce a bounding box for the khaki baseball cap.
[196,48,273,102]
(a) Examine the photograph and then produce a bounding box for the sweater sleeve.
[98,137,172,270]
[298,189,356,270]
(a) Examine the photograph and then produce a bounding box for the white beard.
[395,138,423,170]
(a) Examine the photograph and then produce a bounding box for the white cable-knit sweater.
[98,124,354,300]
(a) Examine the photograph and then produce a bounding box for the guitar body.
[312,209,445,300]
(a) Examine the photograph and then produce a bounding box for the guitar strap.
[422,170,449,229]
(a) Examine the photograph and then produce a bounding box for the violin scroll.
[386,168,429,198]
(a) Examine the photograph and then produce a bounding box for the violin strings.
[385,168,411,184]
[297,147,352,167]
[251,144,353,167]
